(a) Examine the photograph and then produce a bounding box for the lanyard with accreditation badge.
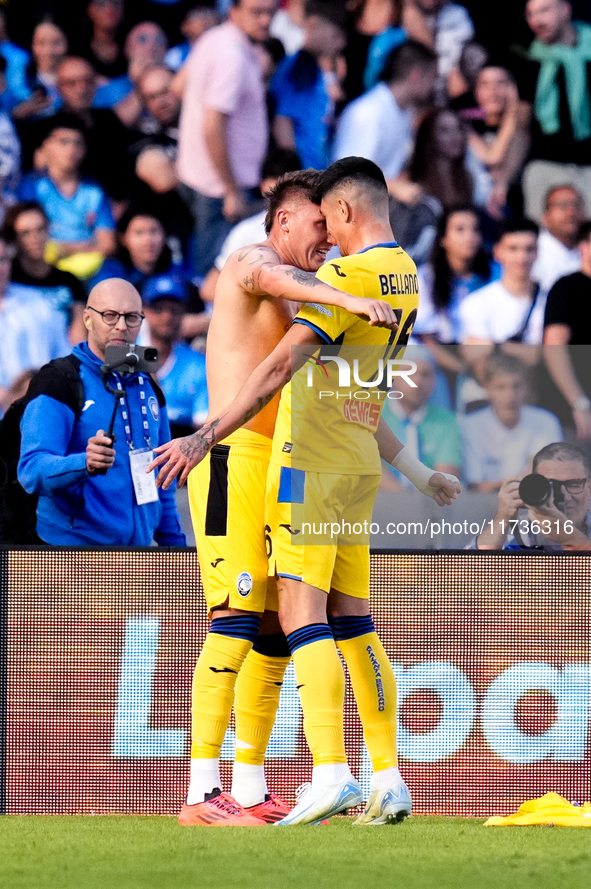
[113,374,159,505]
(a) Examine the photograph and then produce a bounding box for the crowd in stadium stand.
[1,0,591,490]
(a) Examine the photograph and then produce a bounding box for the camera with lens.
[518,473,565,511]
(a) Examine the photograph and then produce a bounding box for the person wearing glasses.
[17,276,186,546]
[474,442,591,551]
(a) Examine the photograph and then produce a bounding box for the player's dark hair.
[380,39,437,84]
[482,351,529,386]
[264,169,322,234]
[313,156,387,203]
[577,220,591,243]
[430,205,490,311]
[1,201,49,245]
[495,217,539,242]
[261,147,302,182]
[304,0,348,29]
[533,442,591,477]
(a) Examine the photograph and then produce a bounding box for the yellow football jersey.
[271,242,419,475]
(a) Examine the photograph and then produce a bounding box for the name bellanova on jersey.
[271,242,419,477]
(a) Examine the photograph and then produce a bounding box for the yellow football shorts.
[265,463,380,598]
[188,429,278,613]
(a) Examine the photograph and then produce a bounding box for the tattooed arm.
[148,322,324,489]
[236,246,397,328]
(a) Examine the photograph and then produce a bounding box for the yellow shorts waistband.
[219,428,273,455]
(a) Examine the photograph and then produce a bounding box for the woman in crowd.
[11,20,68,121]
[465,65,530,218]
[74,0,128,81]
[413,204,497,410]
[90,204,207,337]
[92,205,179,288]
[408,107,491,211]
[414,204,491,345]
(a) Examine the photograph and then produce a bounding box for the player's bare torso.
[205,242,298,440]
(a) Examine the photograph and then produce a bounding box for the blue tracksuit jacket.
[18,342,186,546]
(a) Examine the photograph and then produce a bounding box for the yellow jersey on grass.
[271,242,419,476]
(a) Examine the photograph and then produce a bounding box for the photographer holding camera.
[474,442,591,551]
[17,277,185,546]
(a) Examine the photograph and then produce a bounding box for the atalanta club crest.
[236,572,253,597]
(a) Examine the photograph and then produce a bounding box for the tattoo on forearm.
[179,418,222,462]
[282,267,321,287]
[243,393,275,423]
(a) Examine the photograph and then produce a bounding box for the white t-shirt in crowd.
[214,210,267,272]
[270,9,305,56]
[458,279,546,344]
[434,2,475,77]
[531,229,581,293]
[331,82,412,180]
[461,404,563,485]
[0,285,70,389]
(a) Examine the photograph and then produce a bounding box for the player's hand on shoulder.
[341,293,399,329]
[86,429,115,475]
[428,471,461,507]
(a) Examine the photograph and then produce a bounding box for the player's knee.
[259,609,282,634]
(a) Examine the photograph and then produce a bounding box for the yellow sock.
[336,632,397,771]
[233,650,290,765]
[190,632,253,759]
[289,629,347,766]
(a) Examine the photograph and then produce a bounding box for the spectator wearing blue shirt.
[19,113,115,279]
[0,55,22,210]
[364,22,407,90]
[141,274,208,437]
[270,0,347,170]
[0,8,30,113]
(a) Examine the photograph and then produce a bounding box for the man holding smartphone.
[17,277,185,546]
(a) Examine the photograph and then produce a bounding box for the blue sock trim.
[210,614,262,643]
[329,615,375,641]
[286,623,334,654]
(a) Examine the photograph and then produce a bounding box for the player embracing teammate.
[152,158,460,826]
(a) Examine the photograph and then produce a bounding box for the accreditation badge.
[129,448,159,505]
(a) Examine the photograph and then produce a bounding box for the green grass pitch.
[1,816,591,889]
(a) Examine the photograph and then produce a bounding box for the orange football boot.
[179,789,267,826]
[245,794,291,824]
